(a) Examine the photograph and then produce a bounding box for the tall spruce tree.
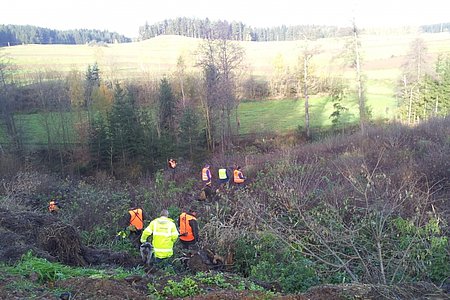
[108,83,145,172]
[156,78,178,158]
[84,63,101,122]
[89,112,111,171]
[179,106,205,162]
[433,54,450,116]
[157,78,177,137]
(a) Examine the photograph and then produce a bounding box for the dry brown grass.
[4,32,450,82]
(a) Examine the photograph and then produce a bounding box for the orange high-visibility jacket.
[48,200,58,212]
[179,212,197,242]
[128,208,144,230]
[234,169,245,183]
[168,159,177,169]
[202,167,211,183]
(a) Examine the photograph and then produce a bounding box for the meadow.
[5,32,450,81]
[0,92,392,146]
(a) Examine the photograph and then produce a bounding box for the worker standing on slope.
[233,165,246,186]
[140,209,179,268]
[201,164,213,200]
[178,208,199,250]
[118,206,145,249]
[48,199,60,214]
[168,158,177,181]
[217,166,231,189]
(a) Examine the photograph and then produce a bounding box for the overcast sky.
[3,0,449,37]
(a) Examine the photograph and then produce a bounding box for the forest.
[4,19,449,47]
[0,24,131,46]
[138,17,354,41]
[0,23,449,299]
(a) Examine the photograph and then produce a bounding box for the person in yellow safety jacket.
[140,209,179,266]
[118,207,145,249]
[233,166,246,184]
[218,167,230,184]
[48,200,60,214]
[178,209,199,250]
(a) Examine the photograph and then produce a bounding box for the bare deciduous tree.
[399,38,431,124]
[196,37,245,153]
[351,20,367,134]
[297,41,320,139]
[0,54,22,156]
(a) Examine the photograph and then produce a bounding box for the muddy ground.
[0,207,448,299]
[1,271,448,300]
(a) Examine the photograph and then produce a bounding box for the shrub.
[393,217,449,283]
[161,277,203,298]
[80,225,110,246]
[234,233,319,293]
[251,258,318,293]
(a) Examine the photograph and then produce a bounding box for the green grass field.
[236,97,346,134]
[1,92,391,145]
[1,112,79,147]
[236,95,391,135]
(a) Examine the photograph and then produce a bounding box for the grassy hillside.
[4,32,450,81]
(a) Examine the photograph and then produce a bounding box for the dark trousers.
[180,240,197,250]
[204,185,213,199]
[129,230,142,249]
[154,257,172,269]
[217,179,230,189]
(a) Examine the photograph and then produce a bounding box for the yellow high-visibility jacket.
[140,216,179,258]
[218,168,228,180]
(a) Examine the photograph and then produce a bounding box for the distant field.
[3,32,450,79]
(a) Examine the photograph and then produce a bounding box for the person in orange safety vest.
[201,164,213,200]
[48,200,60,214]
[168,158,177,180]
[233,166,246,184]
[118,207,145,249]
[201,164,212,186]
[178,209,199,250]
[168,158,177,169]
